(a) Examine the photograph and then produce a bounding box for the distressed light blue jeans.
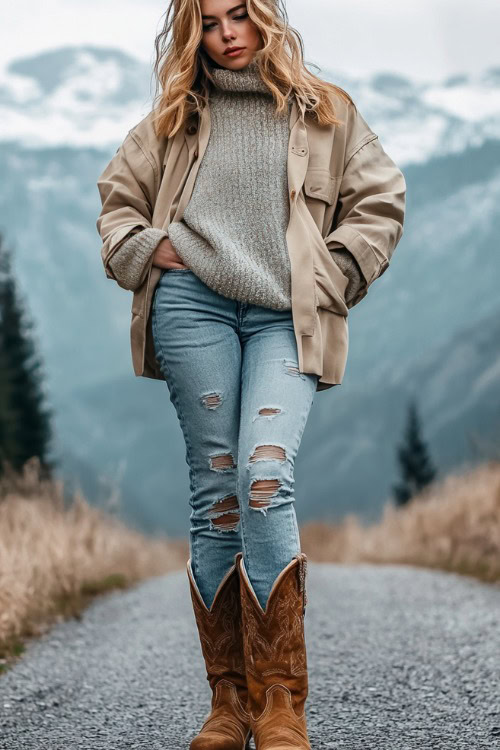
[151,268,318,611]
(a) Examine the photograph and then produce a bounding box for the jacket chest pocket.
[303,167,340,233]
[303,168,339,204]
[302,168,341,228]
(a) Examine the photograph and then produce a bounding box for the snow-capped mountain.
[1,46,500,165]
[328,66,500,165]
[0,46,153,148]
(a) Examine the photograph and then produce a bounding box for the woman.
[96,1,406,748]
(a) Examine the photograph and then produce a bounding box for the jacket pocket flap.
[303,168,338,204]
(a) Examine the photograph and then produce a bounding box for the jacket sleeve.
[324,106,406,307]
[96,130,160,289]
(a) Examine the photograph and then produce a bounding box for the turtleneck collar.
[210,58,272,95]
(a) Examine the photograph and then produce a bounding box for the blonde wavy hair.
[150,0,355,139]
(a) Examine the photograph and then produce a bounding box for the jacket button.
[187,124,197,135]
[290,189,296,200]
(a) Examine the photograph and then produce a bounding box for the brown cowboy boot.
[237,553,311,750]
[187,551,252,750]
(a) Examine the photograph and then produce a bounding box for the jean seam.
[152,301,200,575]
[236,449,249,574]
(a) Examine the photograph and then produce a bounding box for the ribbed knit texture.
[166,58,293,310]
[108,226,168,289]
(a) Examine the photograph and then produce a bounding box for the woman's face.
[199,0,262,70]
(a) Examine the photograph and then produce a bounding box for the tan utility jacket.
[96,89,406,392]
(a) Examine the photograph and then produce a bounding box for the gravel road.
[1,563,499,749]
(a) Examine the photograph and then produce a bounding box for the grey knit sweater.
[109,59,364,306]
[167,59,293,309]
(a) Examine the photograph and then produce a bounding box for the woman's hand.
[153,237,189,270]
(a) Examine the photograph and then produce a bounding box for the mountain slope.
[52,307,500,535]
[0,46,153,148]
[298,307,500,525]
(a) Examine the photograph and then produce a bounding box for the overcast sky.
[2,0,498,83]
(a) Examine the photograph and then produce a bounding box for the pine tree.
[0,233,55,479]
[0,346,15,466]
[393,398,437,507]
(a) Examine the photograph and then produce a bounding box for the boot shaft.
[238,553,309,721]
[187,553,247,700]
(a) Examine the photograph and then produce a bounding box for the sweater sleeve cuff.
[108,228,169,291]
[329,247,366,305]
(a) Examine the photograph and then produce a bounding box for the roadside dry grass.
[2,457,498,677]
[301,460,500,584]
[0,457,188,674]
